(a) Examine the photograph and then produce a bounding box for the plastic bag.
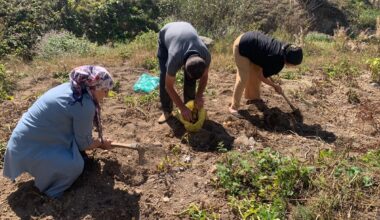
[133,73,159,93]
[176,100,207,132]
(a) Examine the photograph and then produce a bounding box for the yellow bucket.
[176,100,207,132]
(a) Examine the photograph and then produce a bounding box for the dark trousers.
[157,38,196,113]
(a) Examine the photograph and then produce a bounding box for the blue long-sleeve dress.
[3,82,95,198]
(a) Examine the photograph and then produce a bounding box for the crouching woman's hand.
[88,138,113,150]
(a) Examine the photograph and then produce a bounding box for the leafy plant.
[112,80,121,93]
[124,90,159,107]
[324,59,360,79]
[346,88,360,104]
[142,57,159,74]
[0,142,6,167]
[180,203,220,220]
[0,64,14,102]
[366,57,380,83]
[52,70,70,83]
[215,148,380,219]
[360,150,380,167]
[215,149,311,219]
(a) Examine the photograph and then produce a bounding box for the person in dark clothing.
[157,22,211,123]
[229,31,303,115]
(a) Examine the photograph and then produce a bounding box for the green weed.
[0,64,14,102]
[0,142,6,167]
[112,80,121,93]
[156,155,190,174]
[124,90,159,107]
[142,57,159,74]
[366,57,380,83]
[52,71,69,83]
[323,59,360,79]
[215,148,380,219]
[360,150,380,167]
[216,141,228,153]
[346,89,360,104]
[156,156,174,173]
[180,203,220,220]
[215,149,311,219]
[304,32,332,43]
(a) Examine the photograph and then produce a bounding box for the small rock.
[182,155,192,163]
[234,135,249,146]
[199,36,214,47]
[209,165,217,174]
[153,141,163,147]
[248,137,256,146]
[134,189,143,195]
[163,197,170,202]
[370,82,380,88]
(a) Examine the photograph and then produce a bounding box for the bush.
[35,31,97,59]
[0,0,60,59]
[0,0,160,59]
[338,0,380,34]
[158,0,309,38]
[62,0,160,44]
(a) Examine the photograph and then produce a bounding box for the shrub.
[35,31,97,59]
[0,0,60,59]
[158,0,309,38]
[62,0,160,44]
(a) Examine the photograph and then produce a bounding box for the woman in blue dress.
[3,65,114,198]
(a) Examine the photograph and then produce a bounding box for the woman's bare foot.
[228,106,238,114]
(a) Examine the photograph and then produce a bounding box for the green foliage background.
[0,0,378,59]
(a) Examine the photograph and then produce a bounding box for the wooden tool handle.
[111,142,139,150]
[281,93,297,111]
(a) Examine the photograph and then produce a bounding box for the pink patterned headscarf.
[69,65,114,143]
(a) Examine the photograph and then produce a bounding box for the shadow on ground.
[7,158,141,219]
[166,117,235,152]
[239,100,337,143]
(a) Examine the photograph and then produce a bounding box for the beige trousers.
[231,34,262,109]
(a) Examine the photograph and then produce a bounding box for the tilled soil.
[0,62,379,219]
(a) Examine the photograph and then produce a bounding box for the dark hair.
[185,55,206,79]
[284,44,303,65]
